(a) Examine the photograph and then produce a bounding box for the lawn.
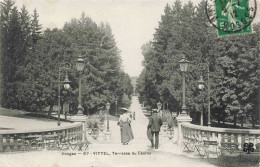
[0,107,55,122]
[0,107,119,122]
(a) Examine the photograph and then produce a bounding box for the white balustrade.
[181,123,260,149]
[0,122,83,152]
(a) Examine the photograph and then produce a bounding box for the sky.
[14,0,260,77]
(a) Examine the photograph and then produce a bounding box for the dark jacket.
[148,114,163,132]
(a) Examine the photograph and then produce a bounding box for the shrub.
[166,116,177,129]
[99,114,105,123]
[92,120,99,129]
[86,119,99,129]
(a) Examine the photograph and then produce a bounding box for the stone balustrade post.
[70,115,87,141]
[176,115,192,146]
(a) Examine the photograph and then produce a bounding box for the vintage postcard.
[0,0,259,167]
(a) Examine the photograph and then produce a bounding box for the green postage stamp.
[206,0,257,37]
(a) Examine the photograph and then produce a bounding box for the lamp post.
[198,76,204,126]
[178,55,189,115]
[198,63,211,127]
[57,63,71,126]
[76,55,85,115]
[157,102,162,116]
[115,100,118,116]
[106,102,111,131]
[105,102,111,141]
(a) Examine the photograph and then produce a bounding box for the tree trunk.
[241,116,243,128]
[69,104,73,115]
[196,112,200,125]
[39,104,43,113]
[252,114,255,129]
[234,113,237,126]
[203,108,207,126]
[48,104,54,119]
[61,103,63,114]
[217,110,221,125]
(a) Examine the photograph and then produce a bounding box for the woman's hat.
[120,108,130,113]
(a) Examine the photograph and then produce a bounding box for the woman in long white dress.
[118,110,134,145]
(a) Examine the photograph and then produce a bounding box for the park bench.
[203,140,220,164]
[185,132,220,164]
[182,131,196,154]
[183,132,211,155]
[192,133,210,157]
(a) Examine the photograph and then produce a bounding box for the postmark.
[205,0,257,36]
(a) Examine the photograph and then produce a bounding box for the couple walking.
[117,109,134,145]
[117,108,162,149]
[147,109,163,149]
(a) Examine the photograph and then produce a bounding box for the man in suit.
[147,109,163,149]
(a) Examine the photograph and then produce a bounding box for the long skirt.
[120,122,134,143]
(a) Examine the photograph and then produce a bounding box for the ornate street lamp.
[76,55,85,115]
[58,63,71,126]
[106,102,111,131]
[179,55,189,72]
[198,76,205,90]
[178,55,189,115]
[63,73,71,90]
[198,63,211,126]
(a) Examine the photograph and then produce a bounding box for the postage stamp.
[206,0,257,36]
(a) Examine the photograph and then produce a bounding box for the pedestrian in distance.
[147,109,163,149]
[117,108,134,145]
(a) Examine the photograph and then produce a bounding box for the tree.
[0,0,16,106]
[0,2,133,117]
[1,0,23,108]
[63,13,131,115]
[136,0,260,127]
[122,93,131,108]
[31,8,41,48]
